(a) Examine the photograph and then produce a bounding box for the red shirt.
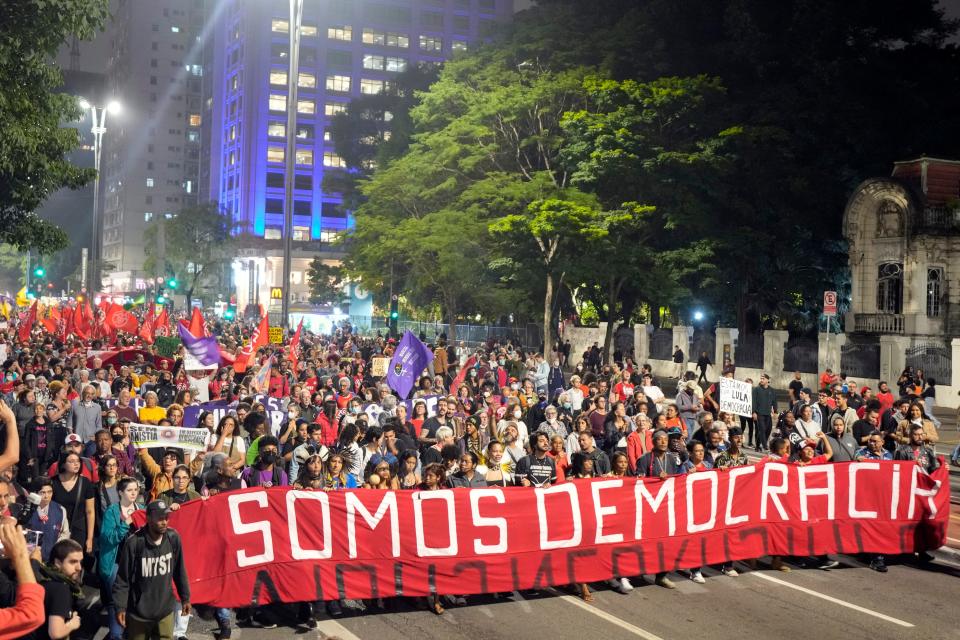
[0,583,44,640]
[613,382,635,403]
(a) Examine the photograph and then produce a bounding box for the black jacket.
[114,527,190,621]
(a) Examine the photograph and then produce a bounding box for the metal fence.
[690,330,715,363]
[349,315,544,350]
[649,329,673,360]
[840,337,880,379]
[734,334,764,369]
[783,336,818,373]
[905,339,952,383]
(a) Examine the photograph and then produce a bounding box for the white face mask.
[513,410,522,419]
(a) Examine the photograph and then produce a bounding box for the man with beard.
[25,538,85,640]
[114,500,190,640]
[636,430,685,588]
[515,433,556,488]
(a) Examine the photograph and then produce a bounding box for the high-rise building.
[99,0,206,293]
[205,0,513,312]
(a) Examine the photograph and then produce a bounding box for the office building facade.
[205,0,512,309]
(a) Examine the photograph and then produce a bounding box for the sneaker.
[328,600,344,617]
[619,577,634,593]
[770,557,791,572]
[655,575,676,589]
[918,551,935,564]
[721,567,739,577]
[690,570,705,584]
[304,618,318,629]
[870,557,888,573]
[254,620,277,630]
[818,560,840,570]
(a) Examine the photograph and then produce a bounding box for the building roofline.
[893,156,960,167]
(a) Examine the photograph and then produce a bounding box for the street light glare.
[107,100,122,115]
[78,98,91,110]
[694,310,705,321]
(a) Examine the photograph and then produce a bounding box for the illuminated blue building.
[205,0,512,308]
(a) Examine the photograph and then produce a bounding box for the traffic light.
[388,294,399,337]
[167,277,178,289]
[156,287,166,304]
[223,305,236,320]
[33,266,45,278]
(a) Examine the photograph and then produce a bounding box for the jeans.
[103,564,123,640]
[214,608,231,638]
[683,417,698,443]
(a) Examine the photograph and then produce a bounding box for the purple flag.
[386,330,433,399]
[177,323,221,367]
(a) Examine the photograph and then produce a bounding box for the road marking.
[547,591,665,640]
[508,590,533,613]
[316,619,364,640]
[750,572,914,628]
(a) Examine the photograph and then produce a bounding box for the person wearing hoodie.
[825,415,859,462]
[113,500,190,640]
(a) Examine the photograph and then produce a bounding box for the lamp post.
[280,0,304,329]
[79,98,121,294]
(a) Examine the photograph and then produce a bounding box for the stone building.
[842,157,959,385]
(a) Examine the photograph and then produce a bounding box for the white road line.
[750,572,914,628]
[547,591,665,640]
[315,619,364,640]
[508,590,533,613]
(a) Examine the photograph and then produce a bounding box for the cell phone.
[23,530,42,553]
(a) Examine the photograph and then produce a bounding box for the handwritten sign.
[371,356,390,377]
[719,377,752,417]
[268,326,283,344]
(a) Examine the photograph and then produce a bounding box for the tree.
[0,244,27,293]
[306,259,343,305]
[143,203,235,310]
[0,0,109,253]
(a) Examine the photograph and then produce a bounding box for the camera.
[8,492,40,527]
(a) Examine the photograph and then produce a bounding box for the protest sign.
[155,336,181,358]
[128,423,209,451]
[371,356,390,377]
[719,377,753,417]
[269,326,283,344]
[158,460,948,608]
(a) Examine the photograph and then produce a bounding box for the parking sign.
[823,291,838,317]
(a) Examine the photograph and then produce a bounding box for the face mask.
[364,394,373,401]
[469,370,477,377]
[260,452,277,465]
[498,360,505,366]
[513,410,522,419]
[111,433,124,443]
[484,391,491,398]
[510,383,519,390]
[563,402,571,410]
[106,417,118,426]
[287,411,298,419]
[351,406,361,414]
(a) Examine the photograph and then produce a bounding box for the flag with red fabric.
[450,355,478,393]
[39,305,59,334]
[154,308,170,336]
[289,318,303,376]
[139,303,156,344]
[18,301,36,342]
[188,306,208,337]
[105,303,139,334]
[234,314,269,374]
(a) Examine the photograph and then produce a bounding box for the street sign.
[268,326,283,344]
[270,287,283,300]
[823,290,838,317]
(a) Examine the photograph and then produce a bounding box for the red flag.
[289,319,303,376]
[450,355,478,392]
[105,303,139,334]
[139,303,156,345]
[39,305,59,334]
[154,308,170,336]
[234,314,269,374]
[188,306,208,337]
[18,301,37,342]
[72,302,90,340]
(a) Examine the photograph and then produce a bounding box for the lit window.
[323,130,332,141]
[386,56,407,72]
[144,212,154,222]
[270,70,287,85]
[363,54,385,70]
[319,230,339,242]
[325,75,351,92]
[296,124,314,139]
[230,75,239,91]
[387,32,409,48]
[300,24,317,37]
[295,149,313,165]
[189,114,201,126]
[229,125,236,140]
[267,146,285,163]
[297,99,315,114]
[228,151,236,165]
[362,28,385,45]
[383,110,393,122]
[298,72,316,88]
[293,226,310,241]
[185,180,194,194]
[452,40,468,52]
[325,102,346,116]
[419,35,443,52]
[328,25,352,41]
[146,178,155,187]
[265,228,282,240]
[267,122,285,137]
[188,131,199,142]
[272,19,289,33]
[323,151,346,168]
[269,94,286,111]
[360,78,384,94]
[171,26,181,33]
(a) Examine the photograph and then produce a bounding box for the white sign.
[719,377,753,417]
[823,290,838,317]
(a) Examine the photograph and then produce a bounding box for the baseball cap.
[146,500,172,518]
[24,374,36,381]
[64,433,82,445]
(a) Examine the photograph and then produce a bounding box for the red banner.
[165,460,948,608]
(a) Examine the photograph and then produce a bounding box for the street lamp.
[280,0,304,329]
[79,97,122,295]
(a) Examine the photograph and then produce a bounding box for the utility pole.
[280,0,304,329]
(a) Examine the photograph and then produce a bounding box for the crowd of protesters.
[0,314,951,638]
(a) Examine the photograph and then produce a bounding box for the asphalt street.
[138,532,960,640]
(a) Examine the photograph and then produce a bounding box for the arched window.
[927,267,944,317]
[877,262,903,314]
